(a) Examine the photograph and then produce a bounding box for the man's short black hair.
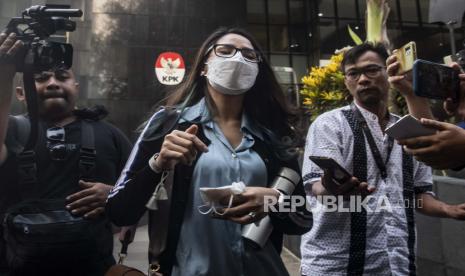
[341,43,389,72]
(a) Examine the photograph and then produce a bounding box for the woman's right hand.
[154,124,209,170]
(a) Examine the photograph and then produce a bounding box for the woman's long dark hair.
[166,27,298,148]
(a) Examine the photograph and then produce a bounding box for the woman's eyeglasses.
[206,44,262,63]
[46,127,68,161]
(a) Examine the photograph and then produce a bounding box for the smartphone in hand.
[394,41,417,74]
[385,114,436,140]
[413,59,460,102]
[309,156,352,185]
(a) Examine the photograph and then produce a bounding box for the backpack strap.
[5,115,32,155]
[14,115,31,148]
[13,115,38,190]
[15,118,97,199]
[79,120,96,181]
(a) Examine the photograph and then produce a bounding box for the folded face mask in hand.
[198,181,246,215]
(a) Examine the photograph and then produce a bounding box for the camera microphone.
[23,5,83,18]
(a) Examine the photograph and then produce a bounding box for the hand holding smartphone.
[308,156,368,196]
[413,59,460,102]
[309,156,352,185]
[385,114,436,140]
[394,41,417,74]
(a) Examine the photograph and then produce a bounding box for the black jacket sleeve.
[106,110,169,226]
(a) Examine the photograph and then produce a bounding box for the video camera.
[4,5,82,72]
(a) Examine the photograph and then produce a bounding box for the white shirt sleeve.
[302,111,347,190]
[413,159,434,194]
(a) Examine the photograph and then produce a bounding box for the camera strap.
[350,103,394,179]
[16,50,41,186]
[22,50,40,151]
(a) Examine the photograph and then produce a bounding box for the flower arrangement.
[300,53,351,122]
[301,0,395,121]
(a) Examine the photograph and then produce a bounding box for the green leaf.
[366,0,390,45]
[347,25,363,45]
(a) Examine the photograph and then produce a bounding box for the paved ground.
[113,225,301,275]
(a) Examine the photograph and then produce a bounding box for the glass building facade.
[247,0,465,83]
[2,0,464,132]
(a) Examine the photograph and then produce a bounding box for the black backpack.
[2,116,112,273]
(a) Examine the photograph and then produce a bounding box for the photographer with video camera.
[387,47,465,170]
[0,6,132,276]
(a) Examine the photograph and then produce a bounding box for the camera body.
[5,5,82,72]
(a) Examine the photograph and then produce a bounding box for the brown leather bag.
[105,228,147,276]
[105,264,146,276]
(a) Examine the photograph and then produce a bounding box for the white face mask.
[205,53,259,95]
[198,181,246,215]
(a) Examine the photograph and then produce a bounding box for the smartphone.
[394,41,417,74]
[309,156,352,185]
[413,59,460,102]
[385,114,436,140]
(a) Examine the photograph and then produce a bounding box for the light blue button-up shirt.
[171,98,289,276]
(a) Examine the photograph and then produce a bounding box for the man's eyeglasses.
[46,127,67,161]
[206,44,262,63]
[344,65,386,81]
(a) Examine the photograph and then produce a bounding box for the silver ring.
[248,212,256,218]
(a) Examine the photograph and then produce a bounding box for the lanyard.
[350,104,394,179]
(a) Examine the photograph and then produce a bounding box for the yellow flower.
[303,98,313,106]
[300,53,351,121]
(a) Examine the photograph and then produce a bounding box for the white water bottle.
[242,167,300,248]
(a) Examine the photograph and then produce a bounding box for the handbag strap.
[118,229,133,265]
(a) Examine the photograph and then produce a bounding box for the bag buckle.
[149,263,161,275]
[117,252,127,265]
[79,147,96,177]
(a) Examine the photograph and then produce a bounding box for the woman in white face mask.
[107,28,312,276]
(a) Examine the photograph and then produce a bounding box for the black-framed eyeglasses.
[46,127,67,161]
[206,44,262,63]
[344,64,386,81]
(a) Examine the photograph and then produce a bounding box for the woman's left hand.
[213,187,280,225]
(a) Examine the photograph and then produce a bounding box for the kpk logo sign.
[155,52,185,85]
